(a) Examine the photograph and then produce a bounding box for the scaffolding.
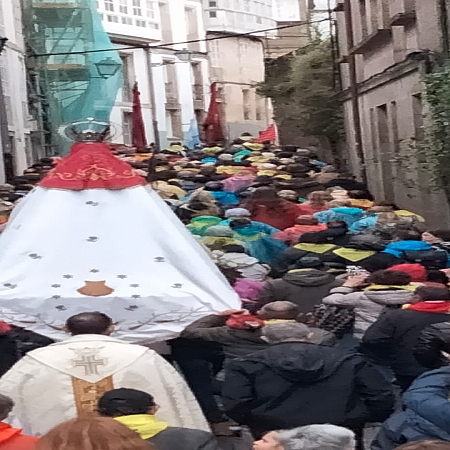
[22,0,122,154]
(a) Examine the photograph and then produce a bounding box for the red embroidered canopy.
[40,142,145,190]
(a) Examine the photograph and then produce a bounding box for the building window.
[122,17,133,24]
[120,53,135,103]
[107,14,119,22]
[104,0,114,11]
[146,0,155,18]
[209,40,221,67]
[136,19,147,26]
[149,22,159,29]
[119,0,128,14]
[209,0,217,6]
[122,111,133,146]
[209,11,217,18]
[133,0,142,16]
[243,89,251,120]
[255,94,263,121]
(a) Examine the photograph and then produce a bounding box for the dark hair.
[0,394,14,421]
[222,244,246,253]
[415,285,450,301]
[327,220,348,230]
[377,200,401,210]
[394,230,422,241]
[229,218,251,229]
[430,230,450,242]
[426,270,449,285]
[348,190,374,201]
[367,270,412,286]
[148,169,177,182]
[244,187,287,216]
[98,389,155,417]
[218,267,241,285]
[394,441,450,450]
[65,312,113,335]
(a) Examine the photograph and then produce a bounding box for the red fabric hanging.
[256,123,278,143]
[40,142,145,190]
[132,82,148,150]
[203,82,224,143]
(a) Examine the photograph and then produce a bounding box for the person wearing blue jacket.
[372,367,450,450]
[382,230,450,269]
[204,182,239,207]
[315,206,365,228]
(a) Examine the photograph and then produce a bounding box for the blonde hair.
[35,417,154,450]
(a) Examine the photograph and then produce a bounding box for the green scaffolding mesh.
[23,0,122,154]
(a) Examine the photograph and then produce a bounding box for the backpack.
[402,249,448,270]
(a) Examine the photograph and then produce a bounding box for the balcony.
[389,0,416,26]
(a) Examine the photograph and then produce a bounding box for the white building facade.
[0,0,35,182]
[97,0,209,149]
[202,0,275,139]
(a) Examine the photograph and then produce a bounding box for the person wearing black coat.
[414,320,450,369]
[270,222,350,278]
[222,322,394,441]
[361,285,450,391]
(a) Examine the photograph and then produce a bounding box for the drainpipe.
[144,46,161,181]
[343,0,367,183]
[439,0,450,56]
[0,39,9,183]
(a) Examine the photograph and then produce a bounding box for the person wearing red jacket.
[0,394,37,450]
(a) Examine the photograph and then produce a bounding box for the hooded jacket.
[258,269,340,313]
[383,241,450,269]
[315,207,365,227]
[222,342,394,434]
[372,368,450,450]
[323,286,414,338]
[320,235,401,273]
[0,423,37,450]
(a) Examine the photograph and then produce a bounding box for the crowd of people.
[1,136,450,450]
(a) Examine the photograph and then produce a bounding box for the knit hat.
[225,208,251,219]
[226,312,264,330]
[388,263,427,282]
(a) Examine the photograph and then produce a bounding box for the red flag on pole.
[203,82,224,143]
[132,82,147,150]
[256,123,278,143]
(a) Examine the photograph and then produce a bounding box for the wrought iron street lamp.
[0,36,8,54]
[174,48,193,63]
[94,57,121,79]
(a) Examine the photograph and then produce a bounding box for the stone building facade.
[335,0,450,226]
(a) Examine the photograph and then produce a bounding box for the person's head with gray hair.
[253,425,355,450]
[257,301,300,320]
[0,394,14,421]
[262,322,312,344]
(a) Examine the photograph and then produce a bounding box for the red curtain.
[132,82,148,150]
[203,82,224,143]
